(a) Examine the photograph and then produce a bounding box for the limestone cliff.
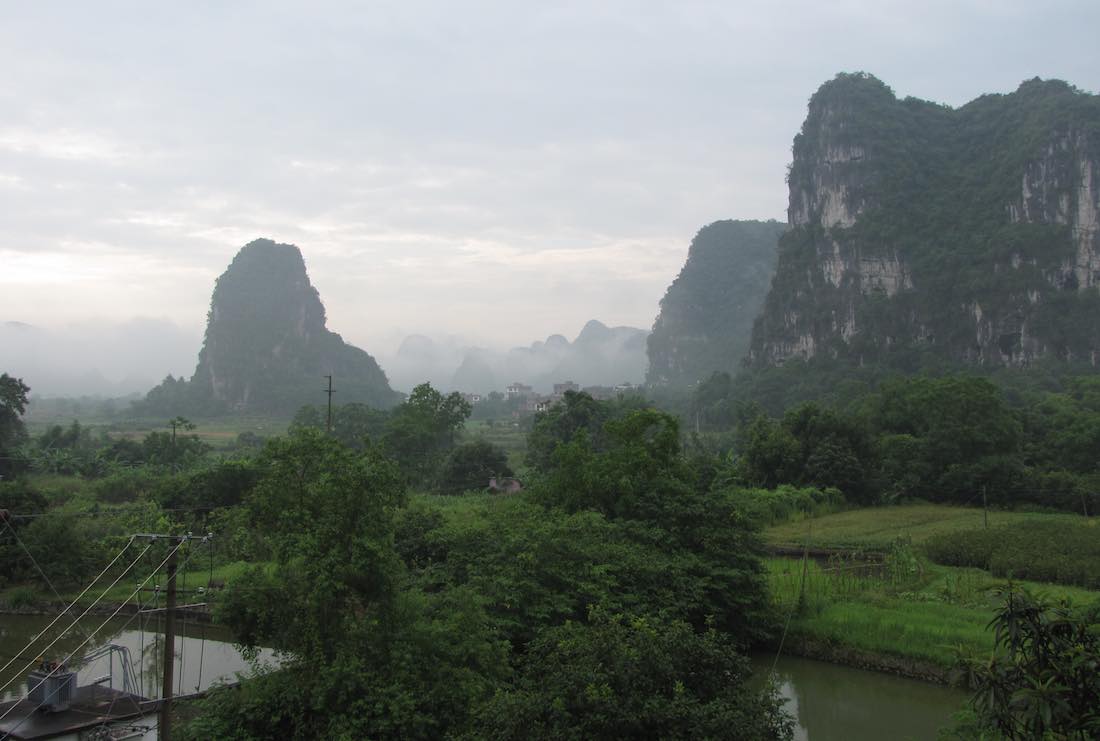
[143,239,399,415]
[750,74,1100,369]
[647,220,784,386]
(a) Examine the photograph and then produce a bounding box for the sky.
[0,0,1097,393]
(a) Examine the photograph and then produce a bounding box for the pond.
[0,612,275,703]
[2,611,968,738]
[753,654,968,741]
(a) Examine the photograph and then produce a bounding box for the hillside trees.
[647,220,785,386]
[0,373,30,479]
[736,402,875,503]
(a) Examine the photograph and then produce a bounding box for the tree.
[954,586,1100,739]
[140,420,209,469]
[526,390,609,472]
[478,607,793,740]
[190,429,510,739]
[219,427,406,659]
[0,373,31,479]
[437,440,512,495]
[332,402,389,449]
[383,383,471,483]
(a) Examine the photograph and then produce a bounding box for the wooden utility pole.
[982,485,988,529]
[160,542,179,741]
[324,375,336,434]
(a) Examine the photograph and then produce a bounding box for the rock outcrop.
[142,239,399,415]
[750,74,1100,369]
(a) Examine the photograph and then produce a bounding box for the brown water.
[0,613,275,702]
[754,654,968,741]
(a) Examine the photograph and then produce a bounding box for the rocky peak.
[142,238,398,415]
[787,73,894,229]
[750,74,1100,370]
[1009,128,1100,289]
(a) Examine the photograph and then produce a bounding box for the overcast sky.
[1,0,1097,388]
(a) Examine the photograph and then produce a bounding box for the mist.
[0,318,199,397]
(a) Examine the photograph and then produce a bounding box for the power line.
[1,516,94,642]
[0,535,208,739]
[0,539,153,698]
[0,531,139,686]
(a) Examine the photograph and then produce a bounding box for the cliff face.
[145,239,399,414]
[750,74,1100,370]
[647,220,784,386]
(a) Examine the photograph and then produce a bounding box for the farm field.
[763,503,1087,550]
[763,504,1100,676]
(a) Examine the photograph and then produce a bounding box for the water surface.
[1,612,274,702]
[753,654,967,741]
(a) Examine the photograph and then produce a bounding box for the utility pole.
[325,375,336,434]
[982,485,988,529]
[160,541,179,741]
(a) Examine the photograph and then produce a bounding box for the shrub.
[92,467,162,504]
[2,585,40,609]
[924,520,1100,588]
[723,485,845,528]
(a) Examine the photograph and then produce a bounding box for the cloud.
[0,0,1096,358]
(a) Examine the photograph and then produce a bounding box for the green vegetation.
[760,504,1099,682]
[647,220,786,386]
[953,587,1100,739]
[924,520,1100,588]
[4,357,1098,738]
[174,402,793,739]
[688,372,1100,514]
[764,504,1083,550]
[0,373,31,479]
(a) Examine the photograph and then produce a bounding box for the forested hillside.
[647,220,785,386]
[138,239,399,416]
[750,74,1100,371]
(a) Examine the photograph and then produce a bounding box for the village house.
[506,382,534,399]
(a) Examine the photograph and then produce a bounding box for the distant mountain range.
[384,319,649,394]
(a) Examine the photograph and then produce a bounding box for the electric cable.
[0,529,138,686]
[0,536,206,738]
[0,539,159,699]
[0,516,96,641]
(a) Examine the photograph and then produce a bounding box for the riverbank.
[0,599,215,623]
[762,505,1100,685]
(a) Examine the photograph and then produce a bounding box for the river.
[753,653,968,741]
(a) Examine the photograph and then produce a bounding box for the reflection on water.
[1,613,275,702]
[753,654,967,741]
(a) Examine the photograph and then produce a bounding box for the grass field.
[764,504,1087,550]
[764,503,1100,671]
[767,555,1100,666]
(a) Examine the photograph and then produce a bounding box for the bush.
[92,467,161,504]
[723,485,845,528]
[436,440,511,495]
[924,520,1100,588]
[2,585,41,609]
